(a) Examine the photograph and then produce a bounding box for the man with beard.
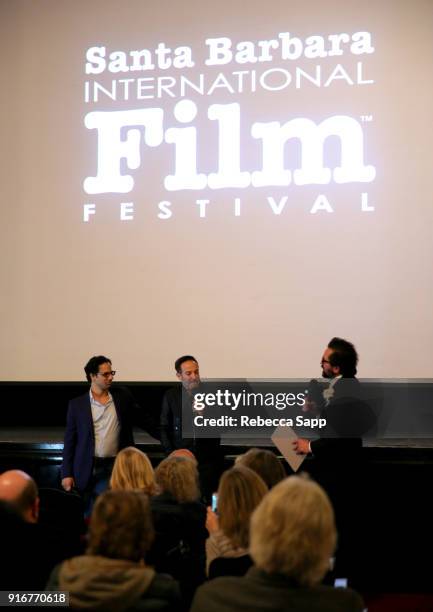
[292,338,370,586]
[160,355,222,502]
[293,337,362,457]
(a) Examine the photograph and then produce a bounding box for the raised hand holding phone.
[206,504,219,534]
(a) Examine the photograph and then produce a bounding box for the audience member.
[47,490,180,611]
[169,448,197,463]
[235,448,286,488]
[0,470,72,589]
[191,475,364,612]
[110,446,157,496]
[154,455,202,503]
[150,456,207,605]
[205,465,267,575]
[0,469,39,522]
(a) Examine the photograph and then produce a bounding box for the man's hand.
[292,438,311,455]
[206,507,219,534]
[61,476,75,491]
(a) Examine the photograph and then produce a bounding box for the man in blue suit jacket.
[61,356,135,505]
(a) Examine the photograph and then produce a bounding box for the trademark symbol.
[361,115,373,122]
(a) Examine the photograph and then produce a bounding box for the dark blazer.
[160,385,220,463]
[310,378,373,459]
[61,387,135,491]
[191,567,364,612]
[160,386,193,455]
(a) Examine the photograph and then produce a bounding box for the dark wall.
[0,382,174,427]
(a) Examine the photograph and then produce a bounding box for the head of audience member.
[84,355,115,391]
[250,475,337,586]
[217,465,268,550]
[175,355,200,393]
[155,456,200,503]
[110,447,157,496]
[87,490,154,562]
[0,470,39,524]
[169,448,198,464]
[321,337,358,378]
[236,448,286,489]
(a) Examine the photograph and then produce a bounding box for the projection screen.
[1,0,432,380]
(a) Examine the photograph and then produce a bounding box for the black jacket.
[191,567,364,612]
[160,385,220,462]
[149,492,207,605]
[310,378,374,460]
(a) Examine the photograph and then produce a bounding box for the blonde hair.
[110,447,157,496]
[218,465,268,549]
[250,475,337,586]
[236,448,286,489]
[87,490,154,562]
[155,456,200,503]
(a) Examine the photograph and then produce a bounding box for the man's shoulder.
[332,377,361,399]
[68,391,90,409]
[68,386,134,408]
[110,385,133,402]
[335,376,359,387]
[162,385,182,403]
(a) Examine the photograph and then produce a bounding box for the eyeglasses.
[98,370,116,378]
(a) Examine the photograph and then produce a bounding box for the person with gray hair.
[191,476,364,612]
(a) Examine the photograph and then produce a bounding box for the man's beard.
[185,380,200,393]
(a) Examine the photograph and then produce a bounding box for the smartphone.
[211,493,218,512]
[334,578,348,589]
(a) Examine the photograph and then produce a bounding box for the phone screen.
[211,493,218,512]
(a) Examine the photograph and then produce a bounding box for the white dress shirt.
[90,391,120,457]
